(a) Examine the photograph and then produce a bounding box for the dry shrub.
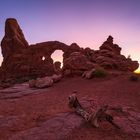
[129,74,139,81]
[93,67,108,78]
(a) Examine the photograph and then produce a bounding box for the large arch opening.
[51,50,64,68]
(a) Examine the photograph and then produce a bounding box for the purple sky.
[0,0,140,69]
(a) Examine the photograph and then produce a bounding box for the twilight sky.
[0,0,140,69]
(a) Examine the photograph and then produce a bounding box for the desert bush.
[93,67,108,78]
[13,76,35,84]
[129,74,139,81]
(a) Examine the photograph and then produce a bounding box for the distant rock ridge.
[0,18,139,83]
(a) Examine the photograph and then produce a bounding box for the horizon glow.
[0,0,140,70]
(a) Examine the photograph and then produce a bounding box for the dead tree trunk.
[68,94,120,129]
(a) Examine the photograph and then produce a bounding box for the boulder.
[52,74,62,83]
[29,74,62,88]
[63,52,95,71]
[34,77,53,88]
[29,79,36,88]
[95,56,117,69]
[63,43,81,59]
[83,47,95,61]
[82,68,96,79]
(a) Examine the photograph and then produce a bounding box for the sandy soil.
[0,73,140,140]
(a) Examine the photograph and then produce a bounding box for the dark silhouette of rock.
[0,18,139,84]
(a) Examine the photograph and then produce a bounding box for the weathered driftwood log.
[68,94,120,129]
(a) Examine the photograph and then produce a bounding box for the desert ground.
[0,72,140,140]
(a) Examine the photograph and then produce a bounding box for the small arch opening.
[42,56,46,61]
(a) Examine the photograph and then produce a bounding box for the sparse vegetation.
[129,74,139,81]
[93,67,108,78]
[12,75,37,84]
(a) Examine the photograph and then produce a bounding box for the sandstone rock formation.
[90,36,139,71]
[29,76,53,88]
[52,74,62,83]
[29,74,62,88]
[29,79,37,88]
[54,61,62,74]
[100,35,121,55]
[0,18,139,84]
[1,18,28,58]
[63,52,95,72]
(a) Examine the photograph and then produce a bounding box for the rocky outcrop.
[29,76,53,88]
[91,36,139,71]
[63,52,95,71]
[52,74,62,83]
[100,36,121,55]
[0,18,139,84]
[29,74,62,88]
[54,61,62,74]
[1,18,28,58]
[0,18,82,83]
